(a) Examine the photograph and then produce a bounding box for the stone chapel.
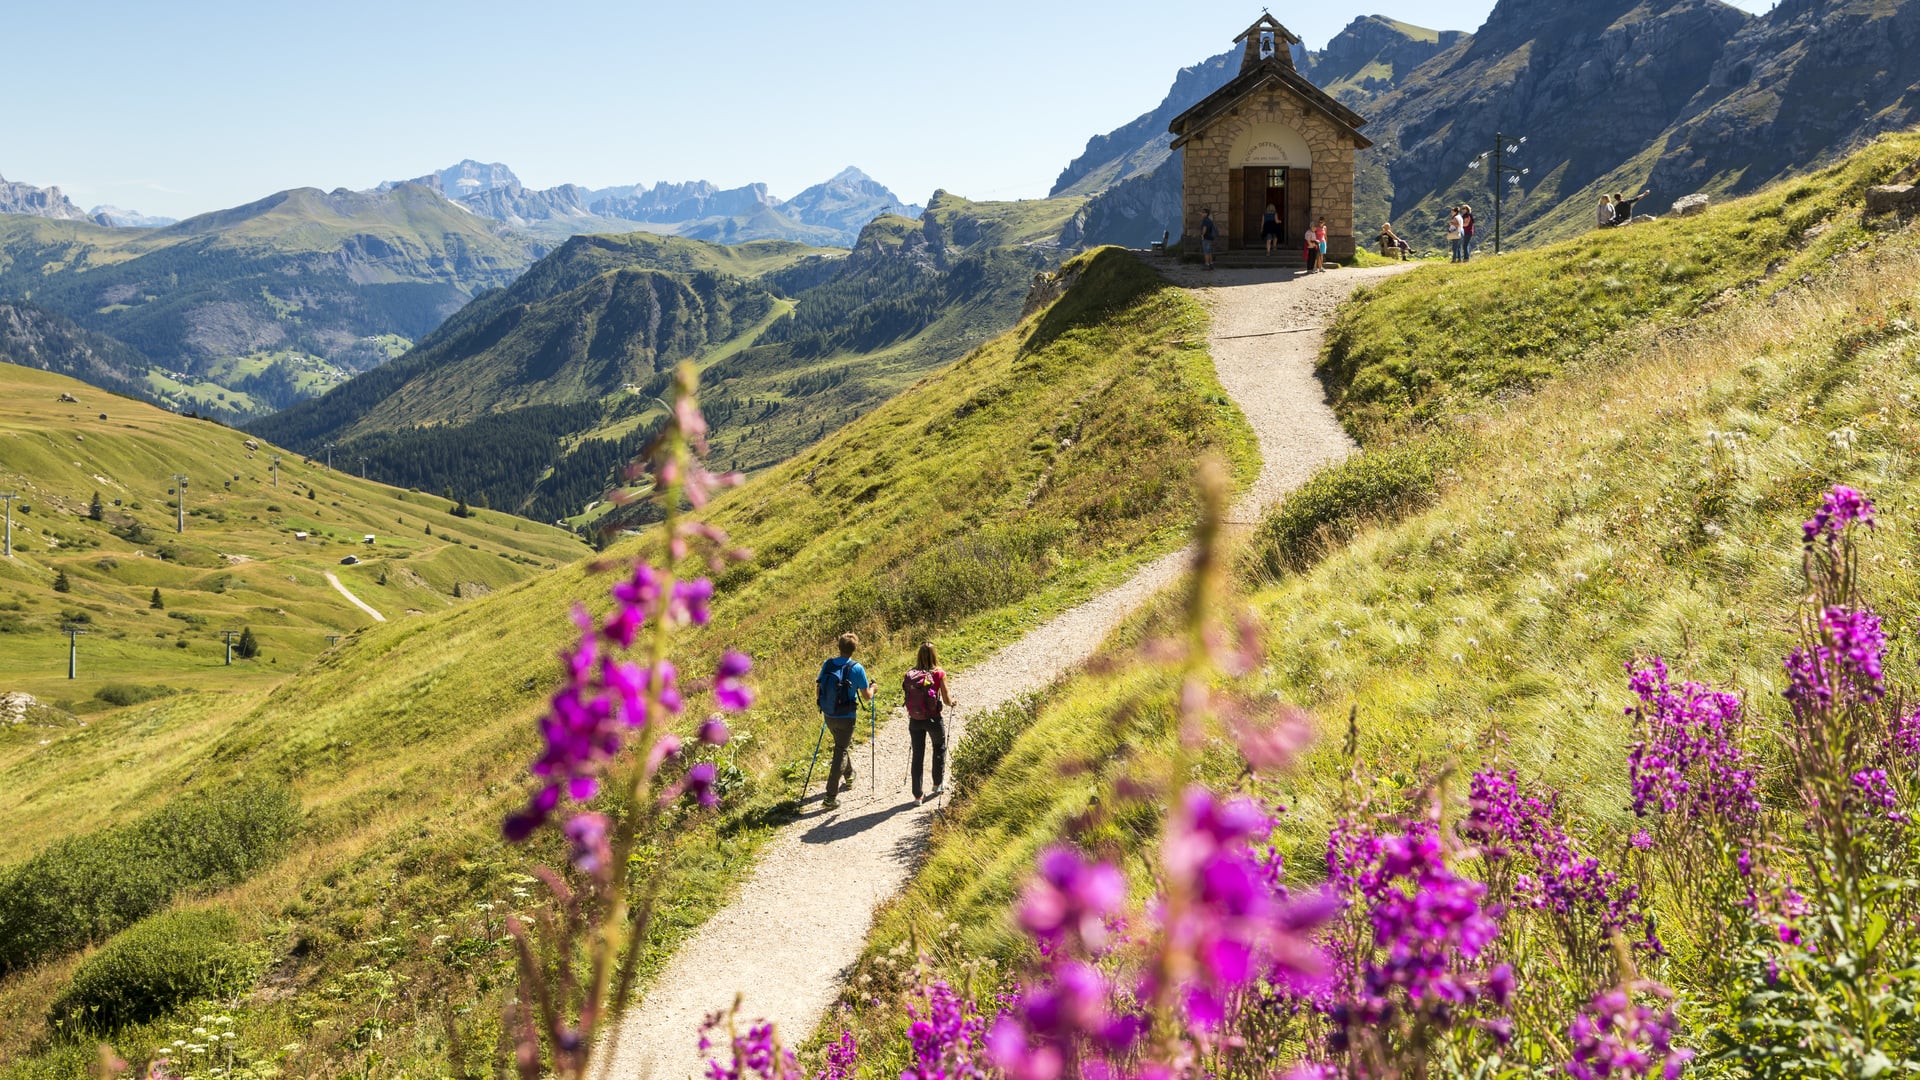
[1169,14,1371,261]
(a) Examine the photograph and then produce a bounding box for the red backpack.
[903,669,941,721]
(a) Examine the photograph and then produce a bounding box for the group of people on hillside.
[1596,187,1652,229]
[813,633,954,810]
[1195,206,1330,272]
[1446,203,1477,262]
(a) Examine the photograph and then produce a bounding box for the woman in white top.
[1447,208,1465,263]
[1596,195,1615,229]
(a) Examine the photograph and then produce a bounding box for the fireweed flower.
[714,651,754,712]
[563,813,612,876]
[603,563,663,648]
[1625,659,1759,826]
[698,1014,800,1080]
[682,762,720,809]
[1802,484,1875,546]
[817,1026,859,1080]
[698,716,732,746]
[1469,768,1659,953]
[1565,985,1693,1080]
[669,577,715,627]
[1784,605,1888,713]
[902,980,988,1080]
[1019,847,1127,955]
[1850,768,1907,823]
[1153,788,1334,1030]
[1892,706,1920,757]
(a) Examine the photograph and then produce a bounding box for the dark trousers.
[910,717,946,798]
[823,716,856,798]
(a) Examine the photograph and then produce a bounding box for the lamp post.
[1468,132,1530,255]
[272,455,280,488]
[221,629,240,665]
[357,456,368,479]
[1,492,15,558]
[324,442,336,471]
[172,473,189,533]
[64,624,86,679]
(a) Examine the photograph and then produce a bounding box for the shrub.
[47,908,252,1031]
[0,781,299,972]
[949,692,1040,801]
[1250,438,1457,577]
[93,684,176,708]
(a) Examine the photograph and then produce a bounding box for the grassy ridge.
[0,362,584,709]
[1321,131,1920,438]
[0,246,1255,1075]
[830,135,1920,1066]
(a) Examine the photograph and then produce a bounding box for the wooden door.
[1238,169,1263,248]
[1287,168,1313,247]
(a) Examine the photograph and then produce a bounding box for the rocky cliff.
[0,172,91,221]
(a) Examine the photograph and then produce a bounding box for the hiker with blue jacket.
[816,632,872,810]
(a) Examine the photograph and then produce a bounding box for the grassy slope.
[0,247,1256,1076]
[832,132,1920,1066]
[0,363,584,707]
[1322,132,1920,438]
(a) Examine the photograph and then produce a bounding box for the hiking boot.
[840,771,855,791]
[822,798,839,810]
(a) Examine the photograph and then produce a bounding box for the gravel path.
[597,260,1410,1079]
[323,570,385,622]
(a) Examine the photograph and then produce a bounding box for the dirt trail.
[598,260,1411,1078]
[323,571,386,622]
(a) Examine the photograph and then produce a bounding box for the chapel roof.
[1168,16,1373,151]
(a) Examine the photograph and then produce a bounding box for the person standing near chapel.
[816,632,872,810]
[1447,206,1465,262]
[1460,204,1476,260]
[1263,202,1281,254]
[902,641,956,804]
[1199,208,1218,271]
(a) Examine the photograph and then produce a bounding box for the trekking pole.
[869,694,877,799]
[799,719,827,804]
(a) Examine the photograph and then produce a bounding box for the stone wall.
[1181,89,1359,260]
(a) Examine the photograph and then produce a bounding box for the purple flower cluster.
[1325,818,1510,1051]
[902,981,988,1080]
[1850,768,1908,824]
[816,1026,858,1080]
[1565,985,1693,1080]
[698,1014,800,1080]
[1785,605,1887,713]
[1469,769,1658,953]
[1153,789,1334,1029]
[1893,707,1920,758]
[994,847,1144,1079]
[1802,484,1875,546]
[1019,847,1127,955]
[503,563,755,839]
[1625,659,1760,827]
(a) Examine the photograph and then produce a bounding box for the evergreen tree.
[308,487,316,500]
[88,492,103,521]
[235,626,260,659]
[452,498,472,518]
[424,524,432,537]
[150,587,164,610]
[53,569,71,593]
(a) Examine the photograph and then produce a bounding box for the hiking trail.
[598,260,1411,1078]
[323,570,386,622]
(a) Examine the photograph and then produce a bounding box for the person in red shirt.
[902,641,957,804]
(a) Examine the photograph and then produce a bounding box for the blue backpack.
[818,658,860,717]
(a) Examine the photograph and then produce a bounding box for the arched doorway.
[1227,123,1312,249]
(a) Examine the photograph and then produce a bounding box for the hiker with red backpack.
[902,641,956,805]
[815,632,872,810]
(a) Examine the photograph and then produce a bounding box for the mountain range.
[378,160,924,246]
[0,172,176,229]
[1066,0,1920,247]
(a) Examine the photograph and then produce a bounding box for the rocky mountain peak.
[0,173,91,222]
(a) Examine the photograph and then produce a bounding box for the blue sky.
[4,0,1776,219]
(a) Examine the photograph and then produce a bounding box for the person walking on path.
[1447,206,1466,262]
[815,632,872,810]
[901,641,956,804]
[1596,194,1616,229]
[1460,204,1476,260]
[1199,209,1218,271]
[1262,202,1281,254]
